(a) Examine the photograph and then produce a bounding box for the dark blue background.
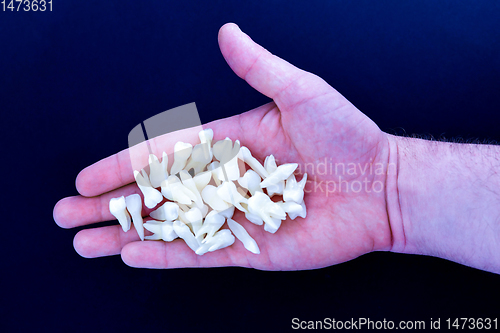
[2,1,499,332]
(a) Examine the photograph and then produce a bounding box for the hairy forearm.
[386,134,500,274]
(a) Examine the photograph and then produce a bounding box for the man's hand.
[53,23,394,270]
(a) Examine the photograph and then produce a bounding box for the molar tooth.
[125,194,145,241]
[170,142,193,175]
[109,196,131,232]
[144,220,178,241]
[213,138,241,181]
[148,154,167,188]
[195,210,225,242]
[260,163,298,189]
[238,170,262,196]
[239,146,269,179]
[201,185,231,211]
[149,201,179,221]
[173,220,200,252]
[217,181,248,213]
[227,218,260,254]
[134,170,163,209]
[195,229,235,255]
[283,173,308,203]
[248,191,286,233]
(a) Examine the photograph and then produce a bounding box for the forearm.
[386,134,500,273]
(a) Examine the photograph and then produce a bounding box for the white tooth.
[195,210,225,242]
[248,191,286,233]
[144,220,178,241]
[244,212,263,226]
[148,154,167,188]
[109,196,131,232]
[149,201,179,221]
[198,128,214,147]
[170,142,193,175]
[140,169,152,186]
[184,207,203,234]
[161,175,195,205]
[125,194,144,241]
[287,200,307,220]
[161,152,169,177]
[238,169,263,196]
[216,181,248,213]
[134,170,163,208]
[192,171,212,192]
[218,206,235,219]
[239,146,269,179]
[227,218,260,254]
[184,143,212,174]
[283,173,308,203]
[266,181,284,197]
[199,204,209,218]
[207,161,222,186]
[260,163,298,189]
[179,170,204,209]
[196,229,235,255]
[263,217,281,234]
[213,138,241,181]
[264,154,278,173]
[201,185,231,211]
[173,220,200,252]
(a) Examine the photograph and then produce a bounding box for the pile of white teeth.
[109,128,307,255]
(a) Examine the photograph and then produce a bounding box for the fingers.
[218,23,334,111]
[53,183,142,229]
[74,225,141,258]
[121,240,245,269]
[73,224,259,269]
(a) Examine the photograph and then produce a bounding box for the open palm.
[54,23,393,270]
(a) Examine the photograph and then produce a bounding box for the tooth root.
[109,196,131,232]
[227,218,260,254]
[125,194,144,241]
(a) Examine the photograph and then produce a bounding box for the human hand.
[53,23,395,270]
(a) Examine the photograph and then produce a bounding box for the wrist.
[387,134,500,273]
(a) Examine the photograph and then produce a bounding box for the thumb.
[218,23,336,111]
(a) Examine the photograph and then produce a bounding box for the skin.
[53,23,500,274]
